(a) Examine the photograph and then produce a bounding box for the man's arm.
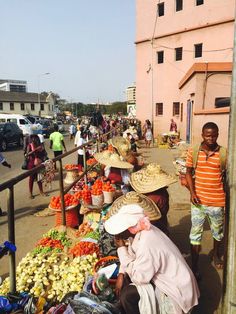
[62,140,67,152]
[186,167,200,205]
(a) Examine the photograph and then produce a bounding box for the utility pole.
[221,10,236,314]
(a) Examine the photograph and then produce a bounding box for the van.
[0,114,32,136]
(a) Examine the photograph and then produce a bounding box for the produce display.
[86,158,97,166]
[70,242,100,257]
[102,181,115,193]
[49,194,79,210]
[0,148,125,309]
[91,179,103,196]
[76,222,94,237]
[64,164,79,170]
[0,253,98,301]
[33,230,72,254]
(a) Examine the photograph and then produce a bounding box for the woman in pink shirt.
[105,204,199,314]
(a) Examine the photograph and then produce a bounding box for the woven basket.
[55,208,78,228]
[93,256,119,284]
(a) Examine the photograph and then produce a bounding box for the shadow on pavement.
[169,214,222,314]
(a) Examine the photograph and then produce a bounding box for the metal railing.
[0,127,119,293]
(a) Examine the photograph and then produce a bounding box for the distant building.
[126,85,136,117]
[0,79,27,93]
[136,0,234,146]
[126,85,136,104]
[0,91,55,118]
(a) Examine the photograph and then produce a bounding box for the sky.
[0,0,135,104]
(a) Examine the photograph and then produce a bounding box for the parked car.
[0,122,24,151]
[57,121,65,132]
[0,114,32,136]
[37,119,54,138]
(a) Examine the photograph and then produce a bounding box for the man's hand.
[115,273,124,299]
[114,236,125,248]
[190,192,200,206]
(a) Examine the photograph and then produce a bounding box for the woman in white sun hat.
[105,204,199,314]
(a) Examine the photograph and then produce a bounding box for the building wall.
[136,0,235,139]
[0,101,53,117]
[179,72,231,146]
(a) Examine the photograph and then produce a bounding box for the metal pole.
[221,9,236,313]
[96,138,99,153]
[7,186,16,293]
[83,147,87,185]
[58,159,66,226]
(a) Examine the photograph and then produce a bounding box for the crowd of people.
[0,114,227,313]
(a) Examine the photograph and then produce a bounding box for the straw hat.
[106,191,161,221]
[130,163,177,193]
[105,204,145,235]
[94,151,133,169]
[110,136,131,157]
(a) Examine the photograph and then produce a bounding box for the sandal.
[29,195,35,199]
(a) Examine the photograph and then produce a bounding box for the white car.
[57,121,65,132]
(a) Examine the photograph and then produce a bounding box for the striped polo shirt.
[186,146,225,207]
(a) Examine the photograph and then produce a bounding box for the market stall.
[0,143,136,313]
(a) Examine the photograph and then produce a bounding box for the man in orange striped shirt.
[186,122,226,280]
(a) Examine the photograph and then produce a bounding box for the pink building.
[136,0,235,146]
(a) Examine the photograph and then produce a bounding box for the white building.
[0,79,27,93]
[0,91,55,118]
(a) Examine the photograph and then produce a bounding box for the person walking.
[185,122,226,280]
[26,135,48,199]
[69,123,76,140]
[49,124,67,158]
[170,119,177,132]
[74,131,87,170]
[0,153,11,216]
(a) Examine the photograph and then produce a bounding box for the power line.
[153,44,233,53]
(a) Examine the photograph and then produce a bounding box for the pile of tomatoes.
[91,179,103,196]
[35,237,64,251]
[69,241,100,257]
[49,194,79,210]
[64,164,79,170]
[102,181,115,192]
[86,158,97,166]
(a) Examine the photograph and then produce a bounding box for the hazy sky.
[1,1,135,103]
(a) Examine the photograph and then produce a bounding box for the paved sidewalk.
[141,145,223,314]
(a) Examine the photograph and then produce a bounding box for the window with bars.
[20,103,25,110]
[31,103,35,111]
[40,103,44,111]
[175,47,183,61]
[157,51,164,64]
[173,102,180,116]
[157,2,165,16]
[10,103,14,111]
[176,0,183,11]
[194,43,203,58]
[196,0,204,5]
[156,103,163,116]
[0,103,2,110]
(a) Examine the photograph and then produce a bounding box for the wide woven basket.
[55,207,78,228]
[93,256,119,284]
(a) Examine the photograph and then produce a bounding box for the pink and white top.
[117,226,199,313]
